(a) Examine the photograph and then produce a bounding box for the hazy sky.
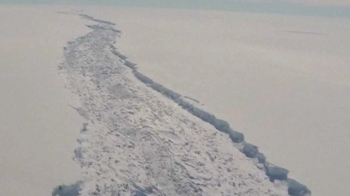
[1,0,349,18]
[287,0,350,6]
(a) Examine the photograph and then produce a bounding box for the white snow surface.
[60,21,288,196]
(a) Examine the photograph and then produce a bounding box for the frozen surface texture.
[59,16,290,196]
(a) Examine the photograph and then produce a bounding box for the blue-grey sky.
[1,0,349,18]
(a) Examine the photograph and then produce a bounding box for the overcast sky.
[0,0,349,17]
[285,0,350,6]
[1,0,350,6]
